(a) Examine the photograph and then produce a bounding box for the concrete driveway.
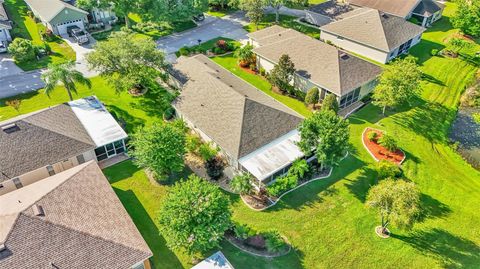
[62,36,98,78]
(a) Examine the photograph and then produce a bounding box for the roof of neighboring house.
[348,0,419,17]
[192,251,235,269]
[252,26,382,96]
[24,0,87,23]
[0,1,11,29]
[173,54,303,159]
[0,96,127,182]
[0,161,153,268]
[247,25,288,41]
[320,9,425,52]
[308,0,366,20]
[413,0,444,16]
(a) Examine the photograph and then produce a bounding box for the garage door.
[55,20,85,36]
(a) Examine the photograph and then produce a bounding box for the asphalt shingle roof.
[24,0,87,22]
[308,0,366,20]
[320,9,425,52]
[413,0,443,16]
[173,55,303,159]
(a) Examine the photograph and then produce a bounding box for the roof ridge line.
[378,10,392,50]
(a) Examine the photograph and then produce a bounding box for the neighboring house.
[0,0,12,52]
[192,251,235,269]
[172,54,307,185]
[24,0,88,35]
[0,161,153,269]
[320,9,425,63]
[248,26,382,111]
[347,0,444,27]
[90,6,117,25]
[304,0,366,27]
[0,96,128,195]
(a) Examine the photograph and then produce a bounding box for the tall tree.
[230,173,253,194]
[41,61,92,101]
[110,0,138,28]
[158,175,232,255]
[240,0,265,30]
[76,0,110,11]
[86,30,167,93]
[269,54,295,93]
[372,56,422,114]
[452,0,480,37]
[305,87,319,108]
[145,0,209,22]
[366,178,421,236]
[298,110,349,169]
[321,94,339,114]
[129,123,186,179]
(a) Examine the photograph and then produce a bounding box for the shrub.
[198,142,219,161]
[205,155,224,180]
[376,160,402,179]
[288,159,310,180]
[216,39,227,50]
[321,94,339,114]
[230,173,253,194]
[178,46,190,56]
[249,63,256,71]
[305,87,319,107]
[225,41,237,51]
[264,230,287,253]
[473,112,480,124]
[259,67,266,76]
[379,134,398,152]
[5,99,21,112]
[8,38,36,62]
[212,46,225,54]
[186,133,202,153]
[27,10,34,18]
[163,107,175,120]
[266,174,298,197]
[233,222,255,240]
[431,49,439,56]
[367,131,378,142]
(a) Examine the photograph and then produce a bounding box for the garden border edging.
[361,127,406,165]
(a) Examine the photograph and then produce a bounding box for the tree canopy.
[129,123,186,178]
[452,0,480,37]
[41,61,92,101]
[372,56,422,114]
[321,94,339,114]
[240,0,265,29]
[269,54,295,93]
[230,173,253,194]
[305,87,319,107]
[298,110,350,168]
[86,30,168,93]
[8,38,36,62]
[158,175,232,255]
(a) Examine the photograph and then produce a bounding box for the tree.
[8,38,36,62]
[41,61,92,101]
[321,94,339,114]
[240,0,265,30]
[230,173,253,194]
[86,30,168,93]
[146,0,209,23]
[234,44,255,66]
[452,0,480,37]
[447,38,470,57]
[305,87,319,108]
[269,54,295,93]
[110,0,138,28]
[298,110,349,169]
[378,134,398,152]
[130,123,186,179]
[373,56,422,114]
[287,159,309,180]
[158,175,232,255]
[366,178,421,236]
[76,0,110,10]
[375,160,402,180]
[5,99,21,113]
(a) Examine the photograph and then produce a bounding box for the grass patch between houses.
[243,14,320,39]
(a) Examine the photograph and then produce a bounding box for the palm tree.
[41,61,92,101]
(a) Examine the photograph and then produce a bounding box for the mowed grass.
[4,0,76,70]
[127,14,197,40]
[243,14,321,39]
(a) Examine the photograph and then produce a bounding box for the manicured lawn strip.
[212,54,312,117]
[4,0,76,70]
[127,13,197,40]
[243,14,321,39]
[206,8,238,17]
[175,37,240,56]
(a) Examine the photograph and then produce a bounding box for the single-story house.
[347,0,444,27]
[0,96,128,195]
[0,161,153,269]
[248,26,382,111]
[320,9,425,63]
[24,0,88,35]
[0,0,12,52]
[304,0,366,27]
[192,251,234,269]
[172,54,307,184]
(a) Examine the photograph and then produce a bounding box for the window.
[339,87,361,109]
[77,154,85,164]
[95,146,108,161]
[12,178,23,189]
[114,140,125,154]
[46,165,55,176]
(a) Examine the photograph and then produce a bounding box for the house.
[0,0,12,52]
[24,0,88,35]
[172,54,307,185]
[0,161,153,269]
[0,96,128,195]
[192,251,235,269]
[347,0,444,27]
[320,9,425,63]
[304,0,366,27]
[248,26,382,111]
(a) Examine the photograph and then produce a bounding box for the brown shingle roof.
[252,27,382,96]
[0,162,152,268]
[320,9,425,51]
[247,25,289,41]
[173,55,303,159]
[348,0,420,17]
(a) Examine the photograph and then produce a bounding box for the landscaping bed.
[225,227,291,258]
[362,128,405,165]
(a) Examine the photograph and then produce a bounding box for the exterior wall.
[54,19,86,35]
[257,55,275,73]
[320,31,389,63]
[0,150,95,196]
[50,8,88,26]
[91,7,116,24]
[304,10,333,27]
[359,78,378,98]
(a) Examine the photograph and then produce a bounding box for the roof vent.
[0,244,6,252]
[340,53,350,60]
[1,123,20,134]
[381,13,389,19]
[229,85,233,87]
[32,204,45,216]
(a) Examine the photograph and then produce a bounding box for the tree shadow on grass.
[344,166,376,203]
[0,90,41,107]
[418,193,452,223]
[113,188,183,269]
[107,105,146,133]
[422,73,446,87]
[392,229,480,268]
[130,85,174,119]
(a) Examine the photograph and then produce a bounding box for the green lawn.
[175,37,240,56]
[4,0,76,70]
[127,14,197,40]
[244,14,321,39]
[206,8,238,17]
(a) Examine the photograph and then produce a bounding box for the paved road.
[0,70,44,99]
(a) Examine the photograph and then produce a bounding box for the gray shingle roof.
[173,55,303,159]
[0,1,9,21]
[247,25,288,41]
[320,9,425,52]
[308,0,365,20]
[0,162,152,268]
[0,104,95,182]
[413,0,443,16]
[252,27,382,96]
[24,0,87,22]
[348,0,420,17]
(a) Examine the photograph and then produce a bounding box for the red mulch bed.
[363,128,405,165]
[239,65,257,75]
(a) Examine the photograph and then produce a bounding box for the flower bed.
[362,128,405,165]
[225,227,291,258]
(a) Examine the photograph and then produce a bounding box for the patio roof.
[239,130,304,182]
